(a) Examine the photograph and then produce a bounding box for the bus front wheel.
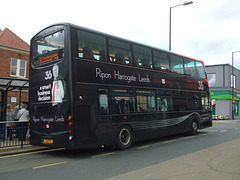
[190,120,198,135]
[117,126,133,150]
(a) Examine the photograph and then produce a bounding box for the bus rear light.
[69,136,73,140]
[68,116,72,121]
[69,130,72,134]
[28,123,30,127]
[68,123,72,127]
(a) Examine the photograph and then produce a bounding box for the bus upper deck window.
[153,51,170,71]
[133,45,152,69]
[78,30,107,61]
[170,55,184,74]
[184,58,196,77]
[196,61,206,79]
[109,39,132,65]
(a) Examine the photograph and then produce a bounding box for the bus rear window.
[32,30,64,66]
[34,30,64,56]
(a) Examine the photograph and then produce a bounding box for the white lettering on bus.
[37,84,52,102]
[114,70,136,83]
[138,74,150,83]
[96,68,151,83]
[96,68,112,80]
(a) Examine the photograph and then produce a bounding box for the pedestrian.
[17,104,29,141]
[6,104,14,140]
[13,103,22,121]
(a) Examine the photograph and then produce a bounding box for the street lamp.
[231,51,240,119]
[169,1,193,51]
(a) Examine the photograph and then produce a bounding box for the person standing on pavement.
[17,104,29,141]
[13,103,22,121]
[6,104,13,140]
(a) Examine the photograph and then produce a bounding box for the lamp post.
[231,51,240,119]
[169,1,193,51]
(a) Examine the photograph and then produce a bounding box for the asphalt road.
[0,121,240,180]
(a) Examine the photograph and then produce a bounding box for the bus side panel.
[73,84,114,149]
[130,112,199,142]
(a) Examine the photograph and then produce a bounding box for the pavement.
[0,145,50,156]
[0,119,240,157]
[107,138,240,180]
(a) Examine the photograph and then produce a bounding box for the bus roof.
[32,22,205,64]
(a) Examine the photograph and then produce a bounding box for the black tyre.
[190,120,198,135]
[116,126,133,150]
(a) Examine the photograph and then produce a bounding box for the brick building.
[0,28,30,121]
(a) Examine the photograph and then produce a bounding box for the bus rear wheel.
[117,126,133,150]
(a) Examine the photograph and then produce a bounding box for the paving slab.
[106,138,240,180]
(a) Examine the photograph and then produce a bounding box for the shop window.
[233,101,239,116]
[211,99,216,115]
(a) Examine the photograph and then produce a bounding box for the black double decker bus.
[29,23,212,149]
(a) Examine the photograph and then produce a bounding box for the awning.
[0,77,29,91]
[0,77,29,122]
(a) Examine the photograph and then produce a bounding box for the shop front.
[210,90,239,119]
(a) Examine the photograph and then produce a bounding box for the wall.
[0,46,29,108]
[0,46,29,79]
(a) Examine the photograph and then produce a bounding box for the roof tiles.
[0,28,29,51]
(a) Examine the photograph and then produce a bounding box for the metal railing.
[0,121,30,148]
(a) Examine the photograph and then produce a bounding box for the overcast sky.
[1,0,240,68]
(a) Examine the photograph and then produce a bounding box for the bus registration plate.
[43,139,53,144]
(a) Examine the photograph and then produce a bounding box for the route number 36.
[45,70,52,80]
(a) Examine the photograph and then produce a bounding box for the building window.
[207,73,216,87]
[10,58,27,78]
[231,75,236,88]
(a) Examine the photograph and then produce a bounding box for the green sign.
[210,90,240,100]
